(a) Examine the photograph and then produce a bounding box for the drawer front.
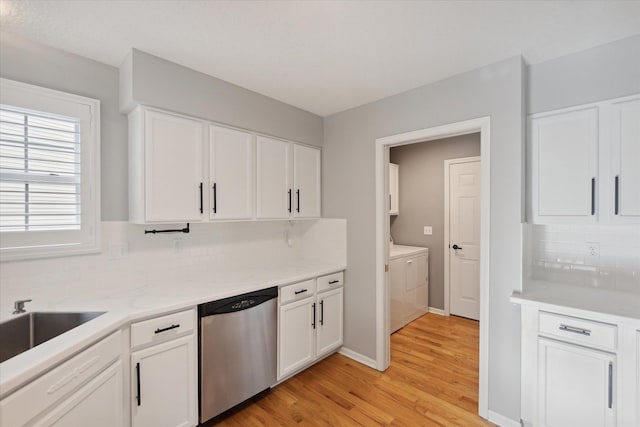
[130,308,195,349]
[280,279,315,305]
[0,331,122,427]
[317,271,344,293]
[539,311,617,351]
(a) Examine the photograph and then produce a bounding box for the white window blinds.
[0,106,82,232]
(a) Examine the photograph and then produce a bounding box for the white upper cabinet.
[529,94,640,225]
[257,137,321,219]
[209,125,254,220]
[129,107,205,223]
[530,106,599,224]
[389,163,399,215]
[609,97,640,223]
[293,144,321,218]
[256,136,292,219]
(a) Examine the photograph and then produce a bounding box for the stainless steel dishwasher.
[198,286,278,424]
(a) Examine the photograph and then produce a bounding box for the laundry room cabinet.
[529,94,640,225]
[257,136,321,219]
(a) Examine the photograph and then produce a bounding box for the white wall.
[323,56,525,421]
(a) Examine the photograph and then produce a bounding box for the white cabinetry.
[389,163,399,215]
[278,272,344,380]
[129,107,205,223]
[0,331,123,427]
[209,125,254,220]
[529,94,640,224]
[130,309,197,427]
[389,246,428,333]
[257,136,321,219]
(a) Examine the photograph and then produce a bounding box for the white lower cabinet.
[32,361,123,427]
[278,272,344,381]
[538,338,615,427]
[130,309,197,427]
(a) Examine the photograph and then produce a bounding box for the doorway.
[374,117,491,419]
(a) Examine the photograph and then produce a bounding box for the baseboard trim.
[487,410,521,427]
[428,307,446,316]
[338,347,377,369]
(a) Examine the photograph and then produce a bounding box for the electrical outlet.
[108,244,128,260]
[423,226,432,235]
[585,242,600,264]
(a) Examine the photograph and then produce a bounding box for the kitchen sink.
[0,312,105,364]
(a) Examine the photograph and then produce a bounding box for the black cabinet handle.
[135,362,141,406]
[329,280,339,285]
[212,183,217,214]
[614,175,619,215]
[320,300,324,325]
[199,182,204,214]
[296,189,300,213]
[608,362,613,409]
[288,189,292,213]
[154,324,180,334]
[294,289,307,295]
[591,177,596,216]
[312,302,316,329]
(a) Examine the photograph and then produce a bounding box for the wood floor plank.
[212,313,495,426]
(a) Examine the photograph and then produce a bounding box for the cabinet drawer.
[280,280,315,305]
[539,311,617,351]
[0,331,121,427]
[317,271,344,293]
[131,308,195,350]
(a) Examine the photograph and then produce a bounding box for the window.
[0,79,100,260]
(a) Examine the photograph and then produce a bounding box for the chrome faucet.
[13,299,32,314]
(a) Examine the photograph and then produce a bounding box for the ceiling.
[1,1,639,117]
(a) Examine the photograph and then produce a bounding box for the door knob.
[452,244,462,250]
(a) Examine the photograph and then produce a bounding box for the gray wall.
[390,134,480,310]
[0,32,129,221]
[528,34,640,114]
[121,49,324,147]
[324,56,525,421]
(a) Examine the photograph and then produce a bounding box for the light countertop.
[389,244,428,260]
[511,279,640,322]
[0,261,345,397]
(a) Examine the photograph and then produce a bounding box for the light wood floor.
[213,313,494,426]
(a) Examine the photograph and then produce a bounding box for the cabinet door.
[144,110,204,222]
[279,296,315,379]
[132,335,197,427]
[33,361,123,427]
[389,257,407,333]
[538,338,615,427]
[531,107,599,223]
[610,97,640,223]
[257,136,291,219]
[209,125,254,220]
[293,144,321,218]
[317,288,343,357]
[407,254,428,315]
[389,163,399,215]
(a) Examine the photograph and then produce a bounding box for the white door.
[256,136,291,219]
[610,97,640,223]
[144,110,204,222]
[531,107,599,223]
[448,159,481,320]
[389,163,399,215]
[538,338,615,427]
[209,125,254,220]
[293,144,321,218]
[317,288,343,357]
[279,296,316,379]
[33,361,123,427]
[131,336,197,427]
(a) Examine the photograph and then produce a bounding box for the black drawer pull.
[312,302,316,329]
[320,300,324,325]
[199,182,204,214]
[154,324,180,334]
[328,280,339,285]
[135,362,141,406]
[294,289,307,295]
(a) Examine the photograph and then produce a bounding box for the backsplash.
[531,224,640,292]
[0,219,346,318]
